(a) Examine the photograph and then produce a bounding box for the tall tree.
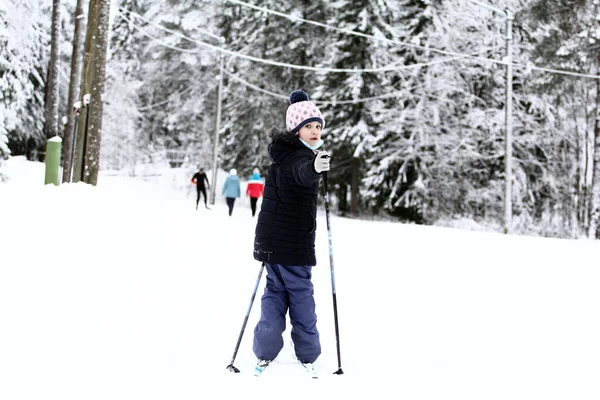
[100,0,144,173]
[62,0,87,183]
[82,0,111,185]
[356,0,430,220]
[1,0,48,160]
[44,0,61,140]
[72,0,99,182]
[130,1,219,172]
[523,0,599,237]
[0,3,13,162]
[318,0,406,215]
[218,0,328,177]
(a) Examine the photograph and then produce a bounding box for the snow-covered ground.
[1,156,599,400]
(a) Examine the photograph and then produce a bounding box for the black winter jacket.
[253,128,322,266]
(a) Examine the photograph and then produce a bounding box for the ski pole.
[323,172,344,375]
[226,262,265,373]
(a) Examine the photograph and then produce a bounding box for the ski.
[251,359,318,378]
[301,362,318,379]
[289,340,318,378]
[253,360,271,377]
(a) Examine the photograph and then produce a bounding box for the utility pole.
[210,40,225,205]
[504,11,513,234]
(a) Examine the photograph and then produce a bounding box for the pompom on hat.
[286,90,325,135]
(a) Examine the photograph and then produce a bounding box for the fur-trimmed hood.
[267,127,306,163]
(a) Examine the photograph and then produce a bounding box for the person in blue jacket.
[252,90,331,374]
[222,168,241,216]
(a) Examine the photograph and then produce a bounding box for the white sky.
[1,156,599,400]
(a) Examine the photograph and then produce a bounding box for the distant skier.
[251,90,331,376]
[246,168,264,217]
[191,167,210,210]
[222,168,241,216]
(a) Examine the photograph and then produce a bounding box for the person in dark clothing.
[191,167,210,210]
[252,90,331,375]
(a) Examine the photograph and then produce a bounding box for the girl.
[252,90,331,375]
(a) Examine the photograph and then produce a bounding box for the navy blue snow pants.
[253,263,321,363]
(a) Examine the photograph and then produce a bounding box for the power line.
[224,68,404,104]
[120,5,600,99]
[513,63,600,80]
[124,10,453,105]
[463,0,600,80]
[137,85,198,110]
[222,0,600,80]
[465,0,507,17]
[222,70,288,100]
[221,0,504,65]
[121,10,506,104]
[119,12,206,111]
[224,68,447,106]
[119,11,198,54]
[121,9,503,74]
[124,12,432,104]
[125,10,443,104]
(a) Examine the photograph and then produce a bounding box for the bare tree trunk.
[73,0,99,183]
[582,86,592,229]
[587,77,600,238]
[62,0,87,183]
[572,89,582,237]
[350,158,359,215]
[83,0,111,185]
[44,0,61,140]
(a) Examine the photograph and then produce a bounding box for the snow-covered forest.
[4,0,600,238]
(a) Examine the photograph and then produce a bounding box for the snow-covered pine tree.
[0,3,11,162]
[100,0,144,173]
[1,0,49,160]
[218,0,329,177]
[132,0,218,170]
[360,0,540,230]
[313,0,407,216]
[358,0,434,221]
[520,0,599,237]
[412,0,511,224]
[405,0,582,236]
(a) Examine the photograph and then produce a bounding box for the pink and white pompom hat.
[285,90,325,135]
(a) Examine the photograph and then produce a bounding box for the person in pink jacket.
[246,168,265,217]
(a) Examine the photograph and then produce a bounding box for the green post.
[44,136,62,185]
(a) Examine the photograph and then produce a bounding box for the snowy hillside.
[1,157,599,400]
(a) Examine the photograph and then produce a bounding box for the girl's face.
[297,121,322,144]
